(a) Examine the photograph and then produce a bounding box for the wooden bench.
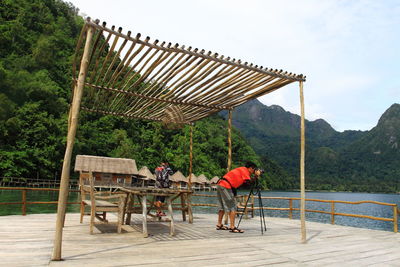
[80,172,126,234]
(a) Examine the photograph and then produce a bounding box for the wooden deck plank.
[0,212,399,266]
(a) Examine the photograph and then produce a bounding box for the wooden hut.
[210,176,220,184]
[138,166,155,187]
[74,155,139,186]
[210,176,220,190]
[170,171,188,189]
[187,174,201,190]
[197,174,210,190]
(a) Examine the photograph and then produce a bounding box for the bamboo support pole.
[52,24,93,261]
[188,125,194,224]
[299,80,306,244]
[189,125,193,190]
[227,109,232,172]
[331,201,335,224]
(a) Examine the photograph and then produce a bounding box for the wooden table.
[118,187,193,237]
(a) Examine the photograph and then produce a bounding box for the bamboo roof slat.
[73,18,305,124]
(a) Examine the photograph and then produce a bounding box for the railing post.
[22,189,27,216]
[289,199,293,219]
[394,205,398,233]
[331,201,335,225]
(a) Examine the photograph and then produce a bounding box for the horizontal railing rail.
[192,193,399,233]
[0,187,80,215]
[1,187,398,232]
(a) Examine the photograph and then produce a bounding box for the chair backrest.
[80,171,97,206]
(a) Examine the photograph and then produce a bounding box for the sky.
[68,0,400,131]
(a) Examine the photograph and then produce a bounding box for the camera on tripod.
[255,168,265,177]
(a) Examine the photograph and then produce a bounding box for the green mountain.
[223,100,400,193]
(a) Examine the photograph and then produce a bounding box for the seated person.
[154,162,173,216]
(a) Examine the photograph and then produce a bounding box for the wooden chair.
[80,172,126,234]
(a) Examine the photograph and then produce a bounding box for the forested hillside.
[0,0,285,188]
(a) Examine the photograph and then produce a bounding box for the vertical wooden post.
[142,195,148,237]
[289,199,293,219]
[188,124,193,189]
[180,193,186,221]
[393,205,398,233]
[227,109,232,172]
[223,109,233,225]
[299,80,306,243]
[331,201,335,225]
[22,189,27,216]
[188,124,194,223]
[52,24,93,261]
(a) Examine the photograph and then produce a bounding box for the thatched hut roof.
[170,171,187,183]
[74,155,138,174]
[187,174,200,184]
[210,176,220,184]
[197,174,209,184]
[138,166,155,180]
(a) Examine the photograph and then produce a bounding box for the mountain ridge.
[221,100,400,192]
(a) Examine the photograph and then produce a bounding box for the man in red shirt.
[216,162,261,233]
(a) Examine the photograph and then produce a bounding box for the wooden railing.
[0,187,80,215]
[193,193,399,233]
[1,187,398,233]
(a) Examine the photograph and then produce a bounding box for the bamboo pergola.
[53,18,307,260]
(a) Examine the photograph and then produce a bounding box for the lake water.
[1,189,399,232]
[193,190,400,232]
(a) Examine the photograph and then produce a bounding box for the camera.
[256,168,265,175]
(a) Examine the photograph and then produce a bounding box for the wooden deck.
[1,212,399,266]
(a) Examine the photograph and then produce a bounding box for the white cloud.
[69,0,400,131]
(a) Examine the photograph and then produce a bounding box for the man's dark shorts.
[216,185,236,212]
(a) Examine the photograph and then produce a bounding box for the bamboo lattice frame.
[72,19,306,124]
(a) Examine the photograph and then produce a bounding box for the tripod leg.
[236,188,253,229]
[258,191,267,233]
[257,192,264,234]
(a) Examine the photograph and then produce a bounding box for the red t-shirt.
[218,167,251,189]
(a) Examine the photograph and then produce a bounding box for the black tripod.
[236,179,267,234]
